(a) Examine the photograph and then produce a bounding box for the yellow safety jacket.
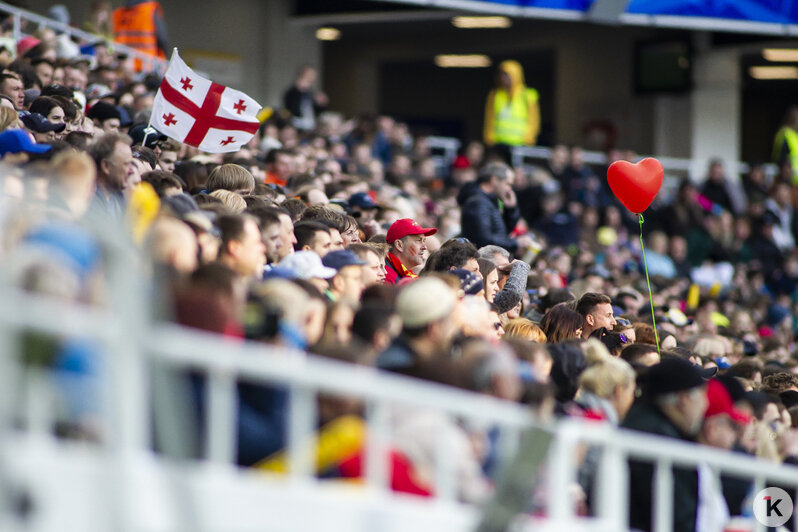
[773,126,798,183]
[491,87,539,146]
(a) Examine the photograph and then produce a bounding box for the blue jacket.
[190,374,287,467]
[460,188,521,253]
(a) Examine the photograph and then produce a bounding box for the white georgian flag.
[150,49,261,153]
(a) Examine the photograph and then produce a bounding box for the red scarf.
[387,252,417,280]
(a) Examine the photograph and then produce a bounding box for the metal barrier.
[425,135,461,177]
[0,1,168,72]
[422,136,779,182]
[511,145,780,182]
[1,220,797,532]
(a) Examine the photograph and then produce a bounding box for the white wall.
[652,95,692,158]
[690,46,741,178]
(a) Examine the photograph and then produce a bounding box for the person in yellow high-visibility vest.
[483,60,540,157]
[772,106,798,184]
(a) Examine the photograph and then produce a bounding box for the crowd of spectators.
[3,5,798,531]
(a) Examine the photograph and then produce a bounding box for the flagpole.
[142,48,178,149]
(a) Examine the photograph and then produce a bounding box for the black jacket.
[460,188,520,253]
[621,400,699,532]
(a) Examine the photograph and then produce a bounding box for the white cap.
[279,250,336,280]
[397,277,456,328]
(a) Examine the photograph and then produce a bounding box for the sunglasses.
[616,317,632,327]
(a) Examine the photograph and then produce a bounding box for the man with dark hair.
[314,218,345,251]
[31,58,54,87]
[620,343,660,367]
[352,302,398,353]
[64,63,87,91]
[142,170,183,197]
[761,372,798,393]
[87,101,122,133]
[88,132,133,219]
[132,145,158,170]
[246,208,283,266]
[539,288,576,314]
[384,218,437,285]
[348,243,386,286]
[156,138,181,173]
[0,73,24,110]
[460,162,533,254]
[424,241,479,274]
[576,292,616,338]
[217,213,266,279]
[265,206,296,262]
[294,221,332,257]
[264,148,293,186]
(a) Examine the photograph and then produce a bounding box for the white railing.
[510,145,780,182]
[424,135,779,182]
[426,135,461,176]
[1,220,798,532]
[0,1,167,71]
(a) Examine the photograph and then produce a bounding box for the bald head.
[148,217,198,274]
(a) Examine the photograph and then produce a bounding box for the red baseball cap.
[386,218,437,244]
[705,379,751,424]
[452,155,471,169]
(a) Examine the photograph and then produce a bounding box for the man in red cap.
[695,379,752,531]
[384,218,437,285]
[698,379,750,451]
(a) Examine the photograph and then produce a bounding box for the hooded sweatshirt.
[483,60,540,146]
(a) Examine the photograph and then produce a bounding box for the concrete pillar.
[689,44,741,180]
[652,94,691,158]
[260,0,322,111]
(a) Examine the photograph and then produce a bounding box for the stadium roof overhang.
[366,0,798,36]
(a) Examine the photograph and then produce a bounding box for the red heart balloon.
[607,158,664,214]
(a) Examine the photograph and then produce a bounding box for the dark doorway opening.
[741,52,798,164]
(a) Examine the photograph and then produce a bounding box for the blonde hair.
[252,279,310,327]
[504,318,547,343]
[209,189,246,213]
[50,150,95,191]
[207,163,255,194]
[578,339,635,399]
[693,336,727,359]
[0,107,20,131]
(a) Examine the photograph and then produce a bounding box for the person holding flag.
[149,49,261,154]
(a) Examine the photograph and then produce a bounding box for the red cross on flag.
[150,49,261,153]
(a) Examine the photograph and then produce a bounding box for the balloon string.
[638,214,660,354]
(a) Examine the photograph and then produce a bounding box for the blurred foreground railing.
[0,224,796,532]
